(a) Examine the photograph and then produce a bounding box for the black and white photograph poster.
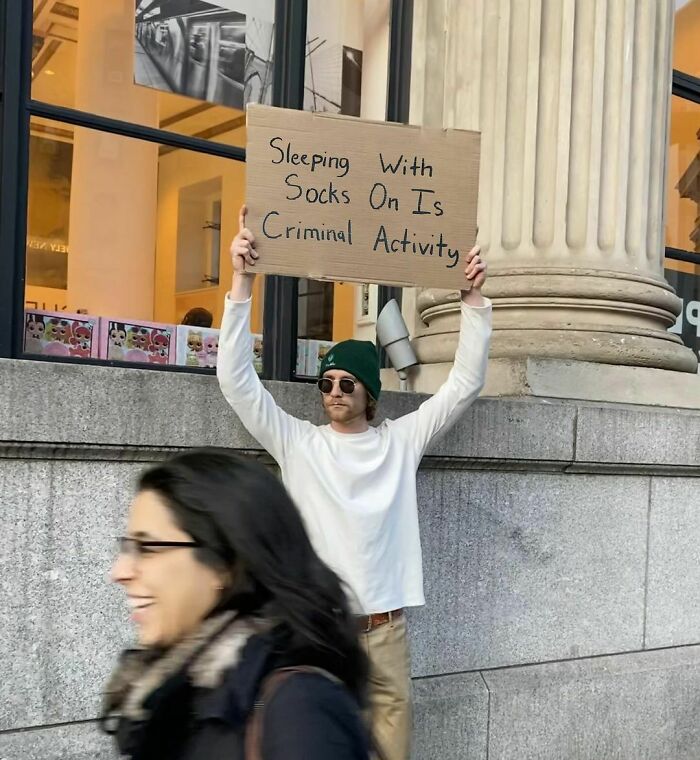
[134,0,274,109]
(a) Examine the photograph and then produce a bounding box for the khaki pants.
[360,615,412,760]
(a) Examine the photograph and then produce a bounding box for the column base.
[381,358,700,410]
[415,269,698,374]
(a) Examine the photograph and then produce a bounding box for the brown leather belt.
[357,608,403,633]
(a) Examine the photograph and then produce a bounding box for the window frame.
[1,0,256,370]
[667,69,700,266]
[0,0,32,360]
[673,69,700,106]
[260,0,307,381]
[664,68,700,362]
[0,0,414,378]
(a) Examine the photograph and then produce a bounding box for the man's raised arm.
[217,205,309,462]
[389,245,492,457]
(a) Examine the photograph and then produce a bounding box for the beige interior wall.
[666,94,699,253]
[673,0,700,77]
[66,1,159,320]
[24,285,69,313]
[666,2,700,252]
[154,131,258,331]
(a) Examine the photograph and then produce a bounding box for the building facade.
[0,1,699,759]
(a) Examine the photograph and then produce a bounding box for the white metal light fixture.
[376,299,418,391]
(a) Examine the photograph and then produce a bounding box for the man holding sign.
[217,205,491,760]
[243,104,481,293]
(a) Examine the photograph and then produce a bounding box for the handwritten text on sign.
[245,105,480,290]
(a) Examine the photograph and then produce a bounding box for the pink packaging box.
[24,309,100,359]
[175,325,220,368]
[99,318,176,365]
[306,340,335,377]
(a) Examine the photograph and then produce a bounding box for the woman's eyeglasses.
[116,536,199,560]
[317,377,357,395]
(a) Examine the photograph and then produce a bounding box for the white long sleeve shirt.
[217,296,492,614]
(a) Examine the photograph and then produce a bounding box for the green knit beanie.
[319,340,382,401]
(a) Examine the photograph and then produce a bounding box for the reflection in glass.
[666,96,700,253]
[26,131,73,290]
[674,0,700,80]
[665,91,700,365]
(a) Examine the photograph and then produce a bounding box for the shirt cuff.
[224,293,253,306]
[461,296,492,311]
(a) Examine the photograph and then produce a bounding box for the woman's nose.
[110,552,136,585]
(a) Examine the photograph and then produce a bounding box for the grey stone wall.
[0,359,698,760]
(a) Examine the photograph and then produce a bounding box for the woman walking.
[103,448,370,760]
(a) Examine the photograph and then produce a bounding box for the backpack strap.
[245,666,341,760]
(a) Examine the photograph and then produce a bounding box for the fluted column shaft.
[410,0,697,373]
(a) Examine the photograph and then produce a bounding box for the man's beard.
[324,402,363,424]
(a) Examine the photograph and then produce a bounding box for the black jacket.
[106,623,369,760]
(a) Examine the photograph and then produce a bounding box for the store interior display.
[24,309,100,359]
[176,325,220,368]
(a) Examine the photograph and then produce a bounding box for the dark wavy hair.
[138,448,368,700]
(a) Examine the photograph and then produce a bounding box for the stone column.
[408,0,698,393]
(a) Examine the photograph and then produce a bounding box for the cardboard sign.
[245,105,480,290]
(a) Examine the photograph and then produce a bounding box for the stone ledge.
[575,405,700,467]
[2,443,698,478]
[1,359,698,470]
[394,357,700,409]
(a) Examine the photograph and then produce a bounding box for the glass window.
[31,0,275,146]
[23,116,265,369]
[294,0,391,376]
[665,94,700,366]
[666,95,699,254]
[674,0,700,79]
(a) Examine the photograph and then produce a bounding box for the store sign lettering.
[670,300,700,337]
[26,238,69,254]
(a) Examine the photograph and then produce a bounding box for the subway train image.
[136,8,254,109]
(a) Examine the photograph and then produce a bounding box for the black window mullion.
[27,101,246,161]
[0,0,32,359]
[672,70,700,104]
[665,248,700,266]
[272,0,307,108]
[377,0,413,363]
[386,0,413,125]
[261,0,307,381]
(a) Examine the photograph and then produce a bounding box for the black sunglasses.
[116,536,199,560]
[317,377,357,395]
